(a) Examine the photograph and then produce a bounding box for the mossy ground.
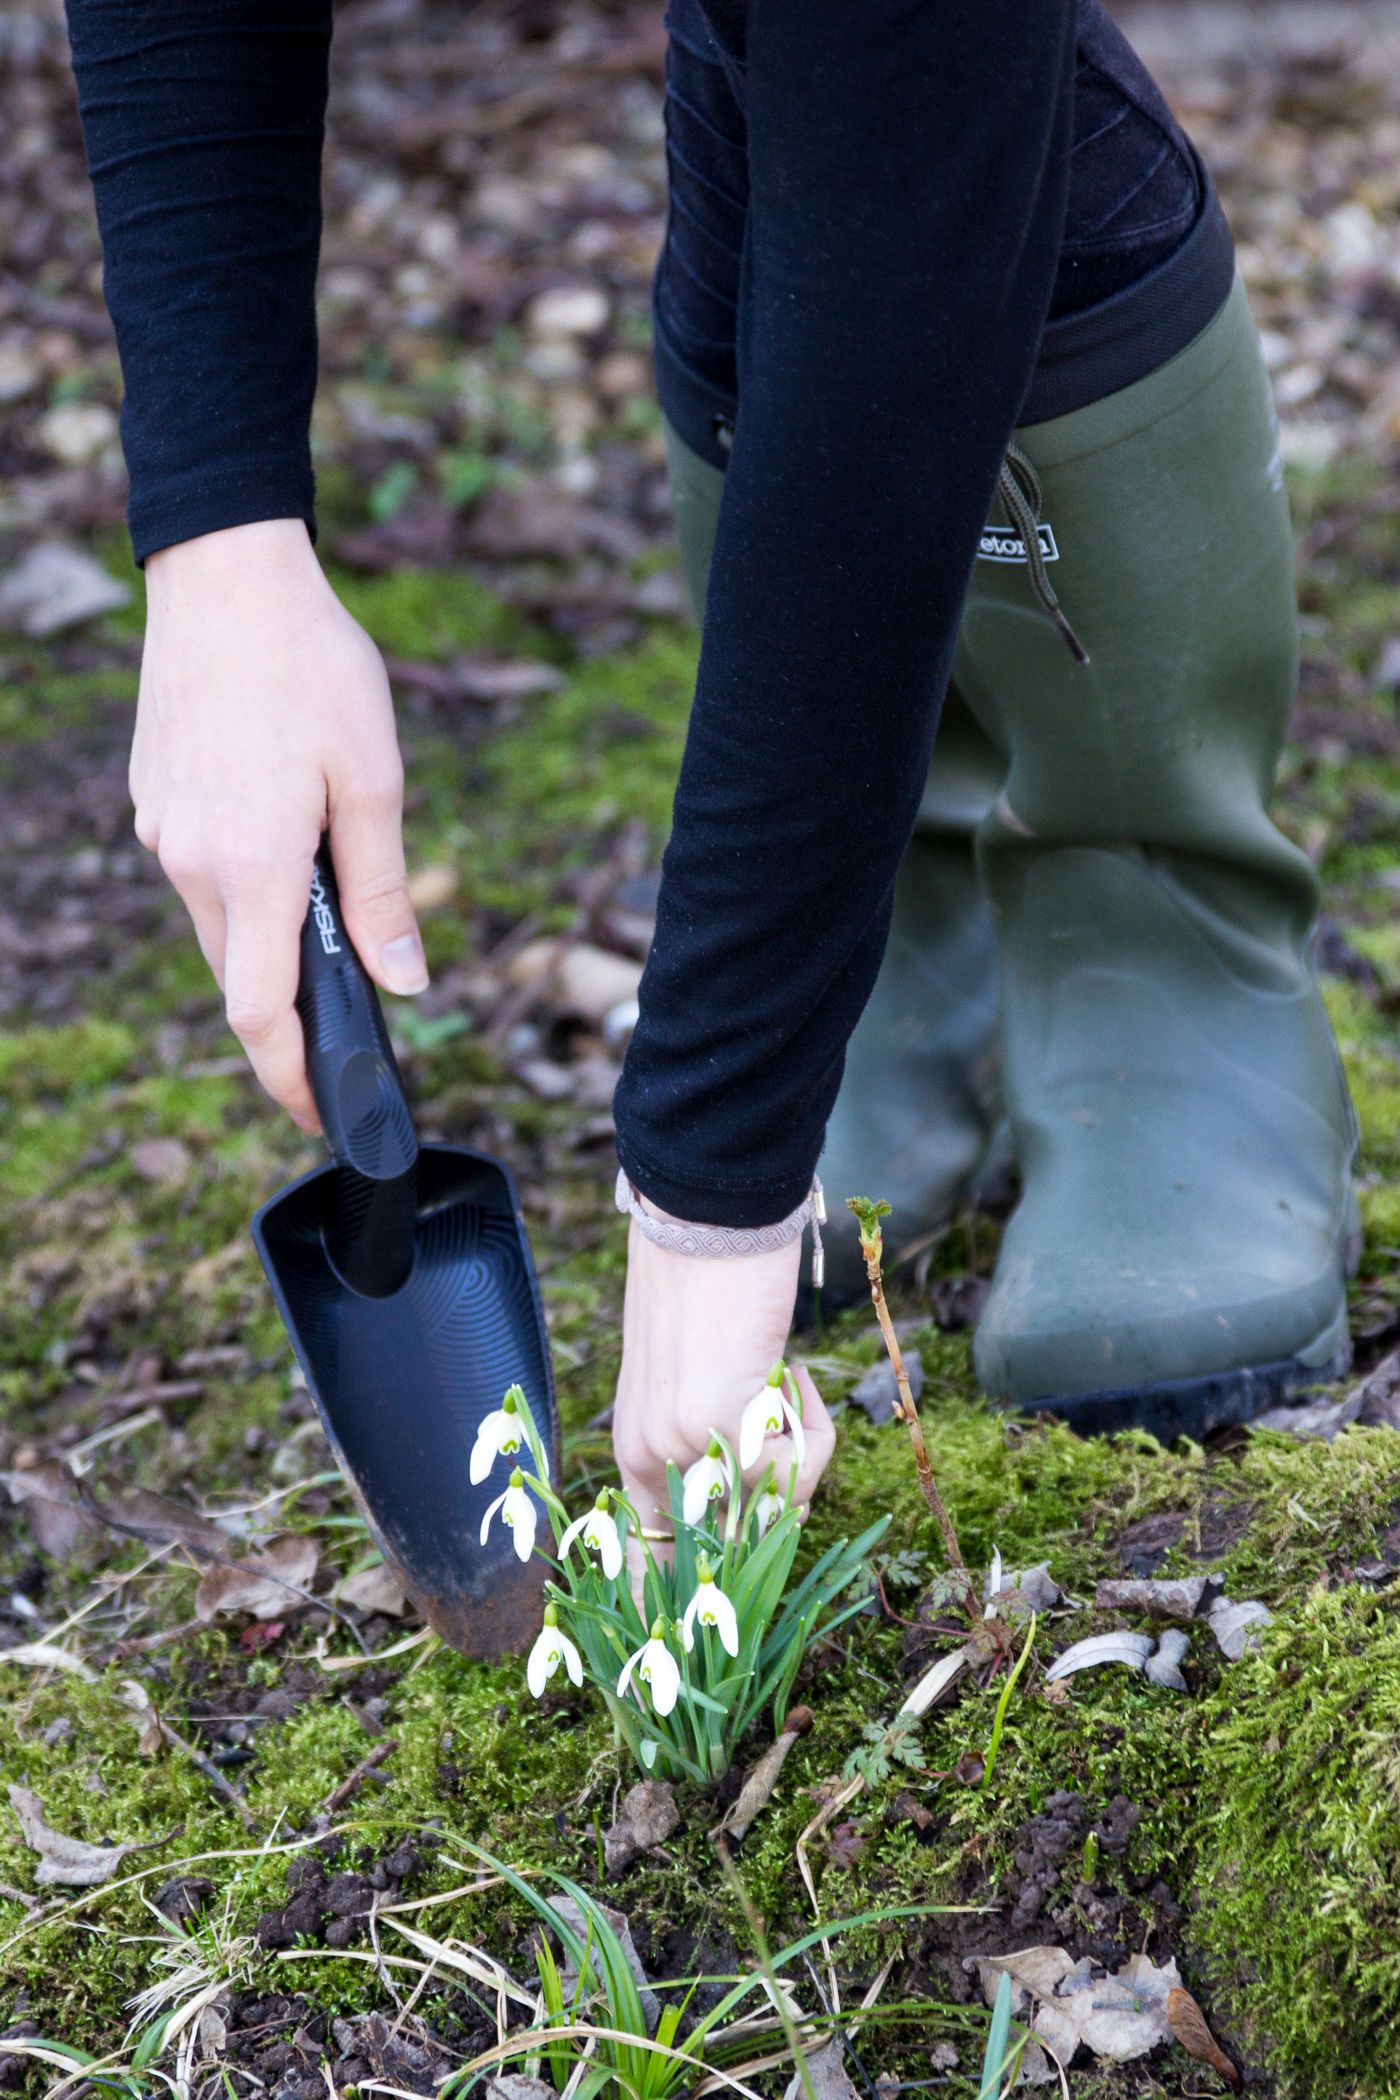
[3,461,1400,2098]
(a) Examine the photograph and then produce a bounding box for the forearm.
[65,0,331,560]
[615,0,1077,1226]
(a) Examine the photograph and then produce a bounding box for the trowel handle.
[298,841,419,1185]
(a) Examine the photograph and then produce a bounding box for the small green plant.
[476,1377,888,1784]
[442,1842,939,2100]
[977,1971,1028,2100]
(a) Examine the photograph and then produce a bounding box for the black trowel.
[251,843,558,1658]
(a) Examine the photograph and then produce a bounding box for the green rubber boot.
[662,418,1007,1302]
[954,277,1358,1439]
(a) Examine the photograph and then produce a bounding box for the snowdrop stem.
[518,1469,570,1533]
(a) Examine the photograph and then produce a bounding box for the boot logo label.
[978,522,1059,565]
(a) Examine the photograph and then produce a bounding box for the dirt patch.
[1115,1498,1256,1575]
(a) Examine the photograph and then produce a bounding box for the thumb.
[329,778,428,997]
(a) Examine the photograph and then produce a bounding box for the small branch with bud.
[846,1196,973,1603]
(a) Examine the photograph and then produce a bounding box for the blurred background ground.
[2,2,1400,2093]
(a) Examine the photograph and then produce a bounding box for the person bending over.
[64,0,1356,1544]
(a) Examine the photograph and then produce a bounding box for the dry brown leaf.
[1167,1985,1242,2090]
[8,1785,169,1888]
[195,1533,319,1621]
[0,1462,92,1560]
[712,1707,812,1844]
[969,1945,1181,2072]
[605,1778,680,1871]
[117,1679,164,1758]
[334,1560,409,1617]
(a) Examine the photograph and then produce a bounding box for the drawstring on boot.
[996,446,1090,666]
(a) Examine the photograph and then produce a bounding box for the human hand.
[132,519,426,1130]
[611,1209,836,1550]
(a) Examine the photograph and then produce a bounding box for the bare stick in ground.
[846,1197,971,1595]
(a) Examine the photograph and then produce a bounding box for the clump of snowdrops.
[472,1372,887,1784]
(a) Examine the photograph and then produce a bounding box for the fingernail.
[381,932,429,995]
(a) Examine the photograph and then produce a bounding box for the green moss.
[329,563,537,660]
[1192,1587,1400,2096]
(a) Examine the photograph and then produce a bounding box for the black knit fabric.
[66,0,1170,1224]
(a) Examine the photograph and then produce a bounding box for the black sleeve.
[613,0,1077,1225]
[64,0,331,562]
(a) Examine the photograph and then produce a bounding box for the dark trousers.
[655,0,1237,470]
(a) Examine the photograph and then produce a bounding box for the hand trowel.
[251,843,558,1658]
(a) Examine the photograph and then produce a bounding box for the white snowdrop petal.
[712,1589,740,1657]
[647,1641,681,1716]
[526,1632,553,1698]
[480,1489,506,1546]
[561,1633,583,1687]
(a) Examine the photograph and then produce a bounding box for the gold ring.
[640,1526,675,1542]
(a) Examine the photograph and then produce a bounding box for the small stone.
[36,401,118,465]
[515,1057,575,1102]
[0,340,40,404]
[129,1137,193,1186]
[406,864,458,913]
[525,284,609,338]
[602,996,640,1055]
[488,2079,557,2100]
[0,541,131,638]
[849,1353,923,1427]
[507,939,643,1025]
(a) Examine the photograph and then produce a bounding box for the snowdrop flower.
[738,1363,806,1472]
[469,1385,547,1485]
[680,1556,739,1657]
[617,1619,681,1716]
[480,1467,538,1563]
[754,1487,785,1537]
[682,1437,734,1525]
[527,1603,583,1698]
[558,1490,624,1581]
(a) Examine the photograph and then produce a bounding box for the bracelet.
[614,1170,827,1289]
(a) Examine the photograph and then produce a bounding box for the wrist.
[146,518,318,598]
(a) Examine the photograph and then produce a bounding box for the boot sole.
[999,1216,1360,1444]
[1004,1342,1352,1445]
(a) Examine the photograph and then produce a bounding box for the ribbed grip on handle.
[298,842,419,1296]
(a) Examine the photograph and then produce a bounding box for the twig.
[845,1199,970,1589]
[319,1737,398,1815]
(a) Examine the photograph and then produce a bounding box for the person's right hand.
[132,518,427,1131]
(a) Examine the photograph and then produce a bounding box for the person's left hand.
[611,1206,836,1552]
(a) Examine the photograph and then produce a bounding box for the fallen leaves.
[968,1946,1182,2082]
[333,1559,410,1618]
[194,1534,319,1622]
[8,1785,172,1888]
[604,1778,679,1872]
[1167,1984,1243,2090]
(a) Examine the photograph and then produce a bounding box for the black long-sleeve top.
[65,0,1077,1226]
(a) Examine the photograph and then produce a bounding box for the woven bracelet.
[614,1169,827,1289]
